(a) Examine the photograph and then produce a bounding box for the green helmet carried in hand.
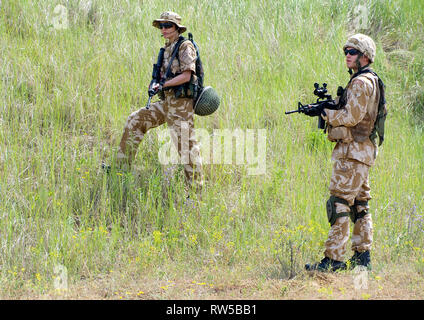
[194,86,220,116]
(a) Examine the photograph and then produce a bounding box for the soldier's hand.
[148,83,161,97]
[304,105,324,117]
[323,100,339,110]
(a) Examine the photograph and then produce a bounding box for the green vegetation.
[0,0,423,299]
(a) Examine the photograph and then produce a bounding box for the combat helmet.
[343,33,376,63]
[194,86,220,116]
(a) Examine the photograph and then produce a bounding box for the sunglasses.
[344,48,361,56]
[159,23,175,29]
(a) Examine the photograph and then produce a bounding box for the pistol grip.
[318,116,326,129]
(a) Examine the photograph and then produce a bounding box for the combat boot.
[347,251,371,270]
[305,256,346,272]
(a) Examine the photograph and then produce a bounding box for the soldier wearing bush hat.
[115,11,203,190]
[152,11,187,33]
[306,34,386,272]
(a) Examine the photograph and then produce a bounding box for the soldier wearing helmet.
[343,33,376,74]
[306,34,384,272]
[114,12,203,191]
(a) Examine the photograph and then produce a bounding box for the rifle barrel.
[285,109,300,114]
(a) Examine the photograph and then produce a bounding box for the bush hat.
[153,11,187,33]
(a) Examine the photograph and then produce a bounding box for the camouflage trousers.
[117,93,203,188]
[324,159,373,261]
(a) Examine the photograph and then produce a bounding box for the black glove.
[304,100,338,117]
[303,104,325,117]
[148,81,164,97]
[322,100,339,110]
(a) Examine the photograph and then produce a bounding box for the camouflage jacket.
[323,68,381,166]
[161,37,197,79]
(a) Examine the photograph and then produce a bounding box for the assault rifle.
[146,48,165,109]
[285,83,342,129]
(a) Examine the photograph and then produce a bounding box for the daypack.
[188,33,204,90]
[370,73,387,146]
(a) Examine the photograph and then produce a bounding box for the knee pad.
[326,196,350,226]
[349,200,369,223]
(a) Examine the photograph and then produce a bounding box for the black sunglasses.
[344,48,361,56]
[159,23,175,29]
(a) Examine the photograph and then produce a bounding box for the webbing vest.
[161,35,203,100]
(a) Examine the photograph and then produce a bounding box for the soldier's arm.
[323,79,371,127]
[178,40,197,74]
[162,71,192,88]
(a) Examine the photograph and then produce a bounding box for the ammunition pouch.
[166,74,200,100]
[349,200,369,223]
[158,90,165,100]
[327,126,353,143]
[326,196,350,226]
[174,82,200,99]
[351,120,373,143]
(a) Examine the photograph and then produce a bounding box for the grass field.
[0,0,423,299]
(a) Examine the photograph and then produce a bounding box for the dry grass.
[5,263,423,300]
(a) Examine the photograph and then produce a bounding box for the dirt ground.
[15,265,424,300]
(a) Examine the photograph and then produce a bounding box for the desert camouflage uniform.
[118,38,203,188]
[322,68,380,261]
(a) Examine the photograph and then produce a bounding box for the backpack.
[188,33,205,90]
[370,74,387,146]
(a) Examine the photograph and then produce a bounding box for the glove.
[304,100,338,117]
[303,104,324,117]
[323,100,339,110]
[148,82,163,97]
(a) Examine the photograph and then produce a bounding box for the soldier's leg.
[323,216,350,262]
[165,96,203,189]
[324,159,369,261]
[117,101,166,168]
[351,176,373,253]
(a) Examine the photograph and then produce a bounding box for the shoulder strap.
[339,68,372,104]
[348,68,373,85]
[187,33,204,88]
[188,33,200,57]
[162,36,186,82]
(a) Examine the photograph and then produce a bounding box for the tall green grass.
[0,0,423,296]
